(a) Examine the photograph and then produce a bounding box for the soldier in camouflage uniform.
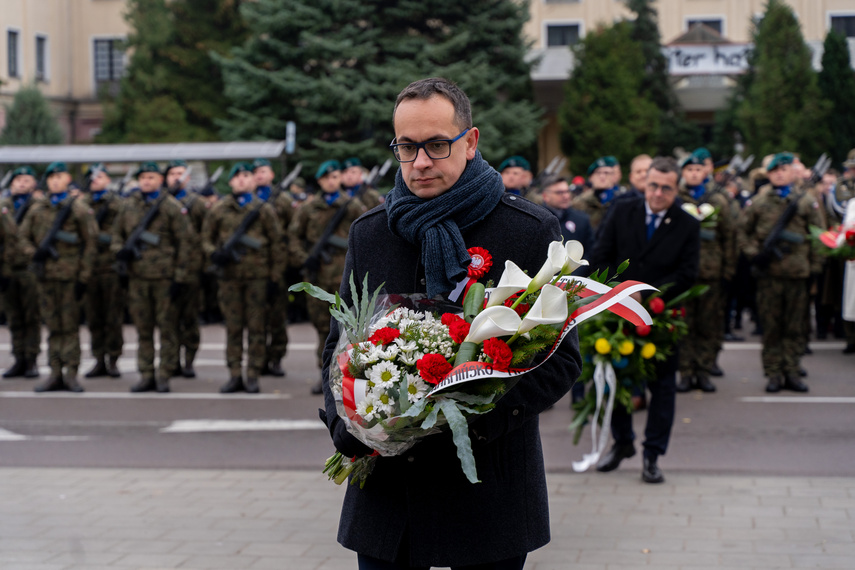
[19,162,97,392]
[738,153,824,393]
[0,167,42,379]
[112,162,192,393]
[676,152,735,393]
[253,158,289,377]
[165,159,205,378]
[342,157,385,210]
[498,156,539,203]
[81,163,124,378]
[203,162,286,393]
[289,160,366,394]
[574,156,622,232]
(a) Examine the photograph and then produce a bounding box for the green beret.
[85,163,106,177]
[135,162,162,177]
[342,157,362,170]
[163,159,188,176]
[680,154,704,169]
[767,152,795,172]
[315,160,341,180]
[498,156,531,172]
[693,147,712,161]
[252,158,272,170]
[603,156,619,167]
[587,157,612,177]
[228,162,254,180]
[11,166,37,180]
[45,162,68,175]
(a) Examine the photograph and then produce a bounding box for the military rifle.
[751,194,803,275]
[271,162,303,201]
[168,165,193,195]
[207,201,264,277]
[117,168,135,196]
[30,197,78,278]
[356,159,393,198]
[806,153,831,186]
[114,194,166,277]
[0,170,12,193]
[14,194,35,225]
[302,201,352,281]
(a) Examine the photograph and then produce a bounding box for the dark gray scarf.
[385,150,505,297]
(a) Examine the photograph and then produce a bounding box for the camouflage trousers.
[128,278,178,379]
[37,280,80,376]
[306,294,331,368]
[218,279,266,378]
[175,274,201,365]
[2,268,41,361]
[85,272,125,360]
[265,275,289,363]
[756,277,807,377]
[679,280,722,376]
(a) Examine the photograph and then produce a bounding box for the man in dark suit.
[541,175,595,257]
[589,156,700,483]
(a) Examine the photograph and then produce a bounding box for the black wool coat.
[321,193,582,567]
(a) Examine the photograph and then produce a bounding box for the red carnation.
[467,247,493,279]
[636,324,651,337]
[417,354,452,385]
[441,313,464,327]
[368,327,400,346]
[448,320,471,343]
[483,338,514,371]
[503,296,530,317]
[648,297,665,314]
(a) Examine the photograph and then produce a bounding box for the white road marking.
[160,419,325,433]
[723,342,846,351]
[0,391,291,400]
[0,342,318,352]
[740,396,855,404]
[0,427,90,442]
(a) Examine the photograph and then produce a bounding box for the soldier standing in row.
[165,159,205,378]
[498,156,533,198]
[112,162,192,393]
[289,160,366,394]
[0,167,42,380]
[81,163,124,379]
[203,163,285,393]
[19,162,97,392]
[738,153,823,393]
[676,152,735,393]
[575,156,620,232]
[342,157,384,210]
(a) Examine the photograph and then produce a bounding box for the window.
[93,38,124,83]
[547,24,581,47]
[8,30,20,78]
[687,18,723,35]
[831,15,855,38]
[35,35,47,81]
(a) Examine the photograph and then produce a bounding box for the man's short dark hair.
[393,77,473,131]
[649,156,679,178]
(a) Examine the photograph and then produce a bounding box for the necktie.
[646,214,658,241]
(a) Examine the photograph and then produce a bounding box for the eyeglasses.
[389,129,470,163]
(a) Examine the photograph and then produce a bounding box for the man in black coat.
[589,157,700,484]
[541,175,595,258]
[319,78,581,569]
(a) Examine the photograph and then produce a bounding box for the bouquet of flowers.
[810,224,855,260]
[569,278,708,472]
[681,202,720,240]
[292,241,655,488]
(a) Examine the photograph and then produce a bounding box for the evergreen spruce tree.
[818,29,855,167]
[557,22,659,173]
[215,0,541,169]
[0,85,64,145]
[736,0,830,161]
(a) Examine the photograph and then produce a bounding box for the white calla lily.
[486,260,532,307]
[518,284,569,334]
[527,241,567,292]
[698,203,716,218]
[681,203,702,220]
[561,240,589,275]
[464,306,522,343]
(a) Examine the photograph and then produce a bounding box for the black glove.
[118,274,129,290]
[267,280,280,302]
[32,247,51,263]
[210,249,230,267]
[115,248,134,263]
[319,408,372,459]
[0,276,9,293]
[168,281,186,301]
[74,281,87,301]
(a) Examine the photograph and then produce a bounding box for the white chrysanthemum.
[394,337,418,352]
[398,350,425,366]
[375,344,399,361]
[373,391,395,415]
[367,361,400,390]
[405,374,430,403]
[355,395,379,422]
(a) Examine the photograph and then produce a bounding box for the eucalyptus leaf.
[421,402,441,429]
[439,400,480,484]
[288,282,336,304]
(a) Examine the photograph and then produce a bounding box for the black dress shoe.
[2,358,26,378]
[596,443,636,472]
[23,359,39,378]
[130,376,157,393]
[84,359,108,378]
[709,363,724,377]
[844,343,855,354]
[106,357,121,378]
[220,376,244,394]
[675,375,693,393]
[765,375,782,393]
[34,375,64,393]
[642,456,665,484]
[783,375,809,393]
[244,376,260,393]
[696,374,717,393]
[181,366,196,378]
[267,361,286,377]
[804,346,813,355]
[724,333,745,341]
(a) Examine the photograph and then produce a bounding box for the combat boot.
[220,376,244,393]
[155,375,170,393]
[106,356,121,378]
[765,375,782,393]
[695,373,716,393]
[675,374,693,393]
[783,375,809,393]
[2,358,26,378]
[34,374,64,393]
[244,376,260,394]
[64,372,84,393]
[24,358,39,378]
[267,360,286,377]
[130,376,157,393]
[84,357,108,378]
